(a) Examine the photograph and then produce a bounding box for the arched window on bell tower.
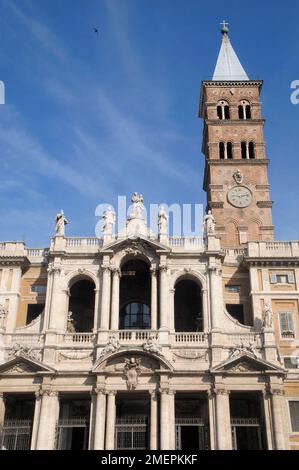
[227,142,233,159]
[249,141,255,159]
[219,142,225,159]
[238,100,251,120]
[219,142,233,159]
[241,141,247,159]
[241,141,255,159]
[217,100,230,120]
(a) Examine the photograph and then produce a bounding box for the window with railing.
[115,416,148,450]
[0,419,32,450]
[279,312,295,339]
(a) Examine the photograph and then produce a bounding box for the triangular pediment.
[100,236,170,255]
[211,353,285,375]
[0,355,56,375]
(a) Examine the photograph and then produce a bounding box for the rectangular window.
[225,285,241,293]
[279,312,295,339]
[31,285,47,293]
[284,358,299,369]
[289,402,299,432]
[270,273,295,284]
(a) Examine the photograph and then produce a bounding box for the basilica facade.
[0,25,299,451]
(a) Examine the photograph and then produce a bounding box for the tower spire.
[213,22,249,81]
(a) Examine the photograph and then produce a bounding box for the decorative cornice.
[202,80,263,87]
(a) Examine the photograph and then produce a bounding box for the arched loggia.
[119,259,151,330]
[174,278,203,332]
[68,278,95,332]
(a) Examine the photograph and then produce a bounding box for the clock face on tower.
[227,186,252,208]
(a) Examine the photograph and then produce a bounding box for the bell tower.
[199,22,274,247]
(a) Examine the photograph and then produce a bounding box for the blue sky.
[0,0,298,246]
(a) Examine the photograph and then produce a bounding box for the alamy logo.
[290,80,299,105]
[0,81,4,104]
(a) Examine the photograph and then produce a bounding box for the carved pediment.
[0,355,56,376]
[211,352,285,375]
[100,236,170,256]
[92,348,173,373]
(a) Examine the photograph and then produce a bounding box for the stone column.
[94,388,107,450]
[208,266,223,331]
[150,391,158,450]
[262,390,273,450]
[160,389,170,449]
[215,389,232,450]
[168,391,176,450]
[93,288,100,331]
[30,390,42,450]
[201,288,209,331]
[36,391,59,450]
[169,288,175,331]
[150,268,158,331]
[100,267,111,331]
[105,391,116,450]
[270,388,287,450]
[110,269,120,331]
[0,392,5,428]
[207,389,216,450]
[5,267,22,333]
[48,266,62,330]
[159,266,168,330]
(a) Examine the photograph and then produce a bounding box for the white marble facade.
[0,207,296,451]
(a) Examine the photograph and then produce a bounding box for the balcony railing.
[63,333,96,344]
[168,237,204,250]
[247,241,299,258]
[118,330,157,343]
[174,332,207,344]
[6,333,44,345]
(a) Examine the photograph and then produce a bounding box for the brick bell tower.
[199,22,274,247]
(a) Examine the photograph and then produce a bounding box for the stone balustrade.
[168,237,204,251]
[173,332,208,344]
[5,333,44,345]
[117,330,157,343]
[247,241,299,258]
[62,333,96,344]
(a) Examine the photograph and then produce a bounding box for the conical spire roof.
[213,21,249,81]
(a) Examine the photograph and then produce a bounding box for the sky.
[0,0,298,246]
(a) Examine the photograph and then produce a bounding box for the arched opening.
[238,100,251,120]
[227,142,233,159]
[217,100,230,120]
[68,279,95,332]
[119,259,151,330]
[249,142,255,159]
[174,279,203,332]
[219,142,225,159]
[241,141,247,159]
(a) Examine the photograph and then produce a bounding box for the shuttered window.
[289,402,299,432]
[270,272,295,284]
[279,313,295,338]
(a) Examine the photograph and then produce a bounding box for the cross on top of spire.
[220,20,229,35]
